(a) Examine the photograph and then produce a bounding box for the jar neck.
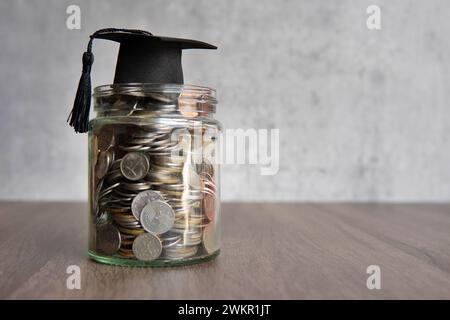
[93,84,217,119]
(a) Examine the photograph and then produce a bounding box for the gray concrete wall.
[0,0,449,201]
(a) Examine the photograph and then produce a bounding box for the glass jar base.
[88,250,220,267]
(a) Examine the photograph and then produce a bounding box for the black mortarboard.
[68,28,217,133]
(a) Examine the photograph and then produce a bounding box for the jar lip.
[93,83,216,100]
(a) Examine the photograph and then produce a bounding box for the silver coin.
[161,232,181,243]
[101,182,120,193]
[149,137,173,147]
[96,224,121,255]
[202,187,216,221]
[139,202,158,227]
[119,144,151,152]
[104,170,122,183]
[140,201,175,234]
[152,154,185,167]
[119,219,141,224]
[182,233,203,246]
[147,171,181,184]
[132,131,166,139]
[147,143,178,153]
[114,189,139,198]
[129,137,157,144]
[177,191,202,201]
[131,190,165,220]
[120,152,150,181]
[95,150,113,179]
[164,244,198,259]
[158,183,186,191]
[99,188,114,199]
[111,159,122,170]
[121,181,152,191]
[116,222,142,229]
[202,223,218,254]
[132,233,162,261]
[99,182,120,199]
[163,237,182,248]
[147,92,175,103]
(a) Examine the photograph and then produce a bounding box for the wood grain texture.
[0,202,450,299]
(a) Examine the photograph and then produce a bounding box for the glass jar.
[88,84,221,267]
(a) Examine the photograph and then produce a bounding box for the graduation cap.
[68,28,217,133]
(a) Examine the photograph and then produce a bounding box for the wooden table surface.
[1,202,450,299]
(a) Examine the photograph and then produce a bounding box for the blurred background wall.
[0,0,449,202]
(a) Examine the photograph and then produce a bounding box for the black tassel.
[68,29,154,133]
[68,45,94,133]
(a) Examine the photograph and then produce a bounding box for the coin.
[164,244,198,259]
[121,239,134,245]
[139,202,157,226]
[121,181,152,191]
[179,91,199,118]
[96,224,121,255]
[147,92,175,103]
[118,250,135,258]
[117,225,145,236]
[202,185,216,221]
[161,232,182,248]
[107,207,130,214]
[114,189,138,198]
[147,171,181,184]
[120,152,150,181]
[95,150,113,179]
[181,233,203,246]
[99,182,120,199]
[119,144,151,152]
[97,125,115,151]
[197,161,215,180]
[112,214,141,227]
[163,237,182,248]
[140,200,175,234]
[202,223,218,254]
[95,211,111,225]
[131,190,165,220]
[111,159,122,170]
[92,179,104,219]
[132,233,162,261]
[104,170,122,183]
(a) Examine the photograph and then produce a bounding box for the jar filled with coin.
[68,29,221,266]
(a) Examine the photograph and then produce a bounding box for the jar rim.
[93,83,216,101]
[93,83,217,117]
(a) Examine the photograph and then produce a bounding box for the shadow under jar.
[88,84,221,267]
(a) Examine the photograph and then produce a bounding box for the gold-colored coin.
[118,250,135,258]
[112,214,138,222]
[117,226,145,236]
[121,239,134,246]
